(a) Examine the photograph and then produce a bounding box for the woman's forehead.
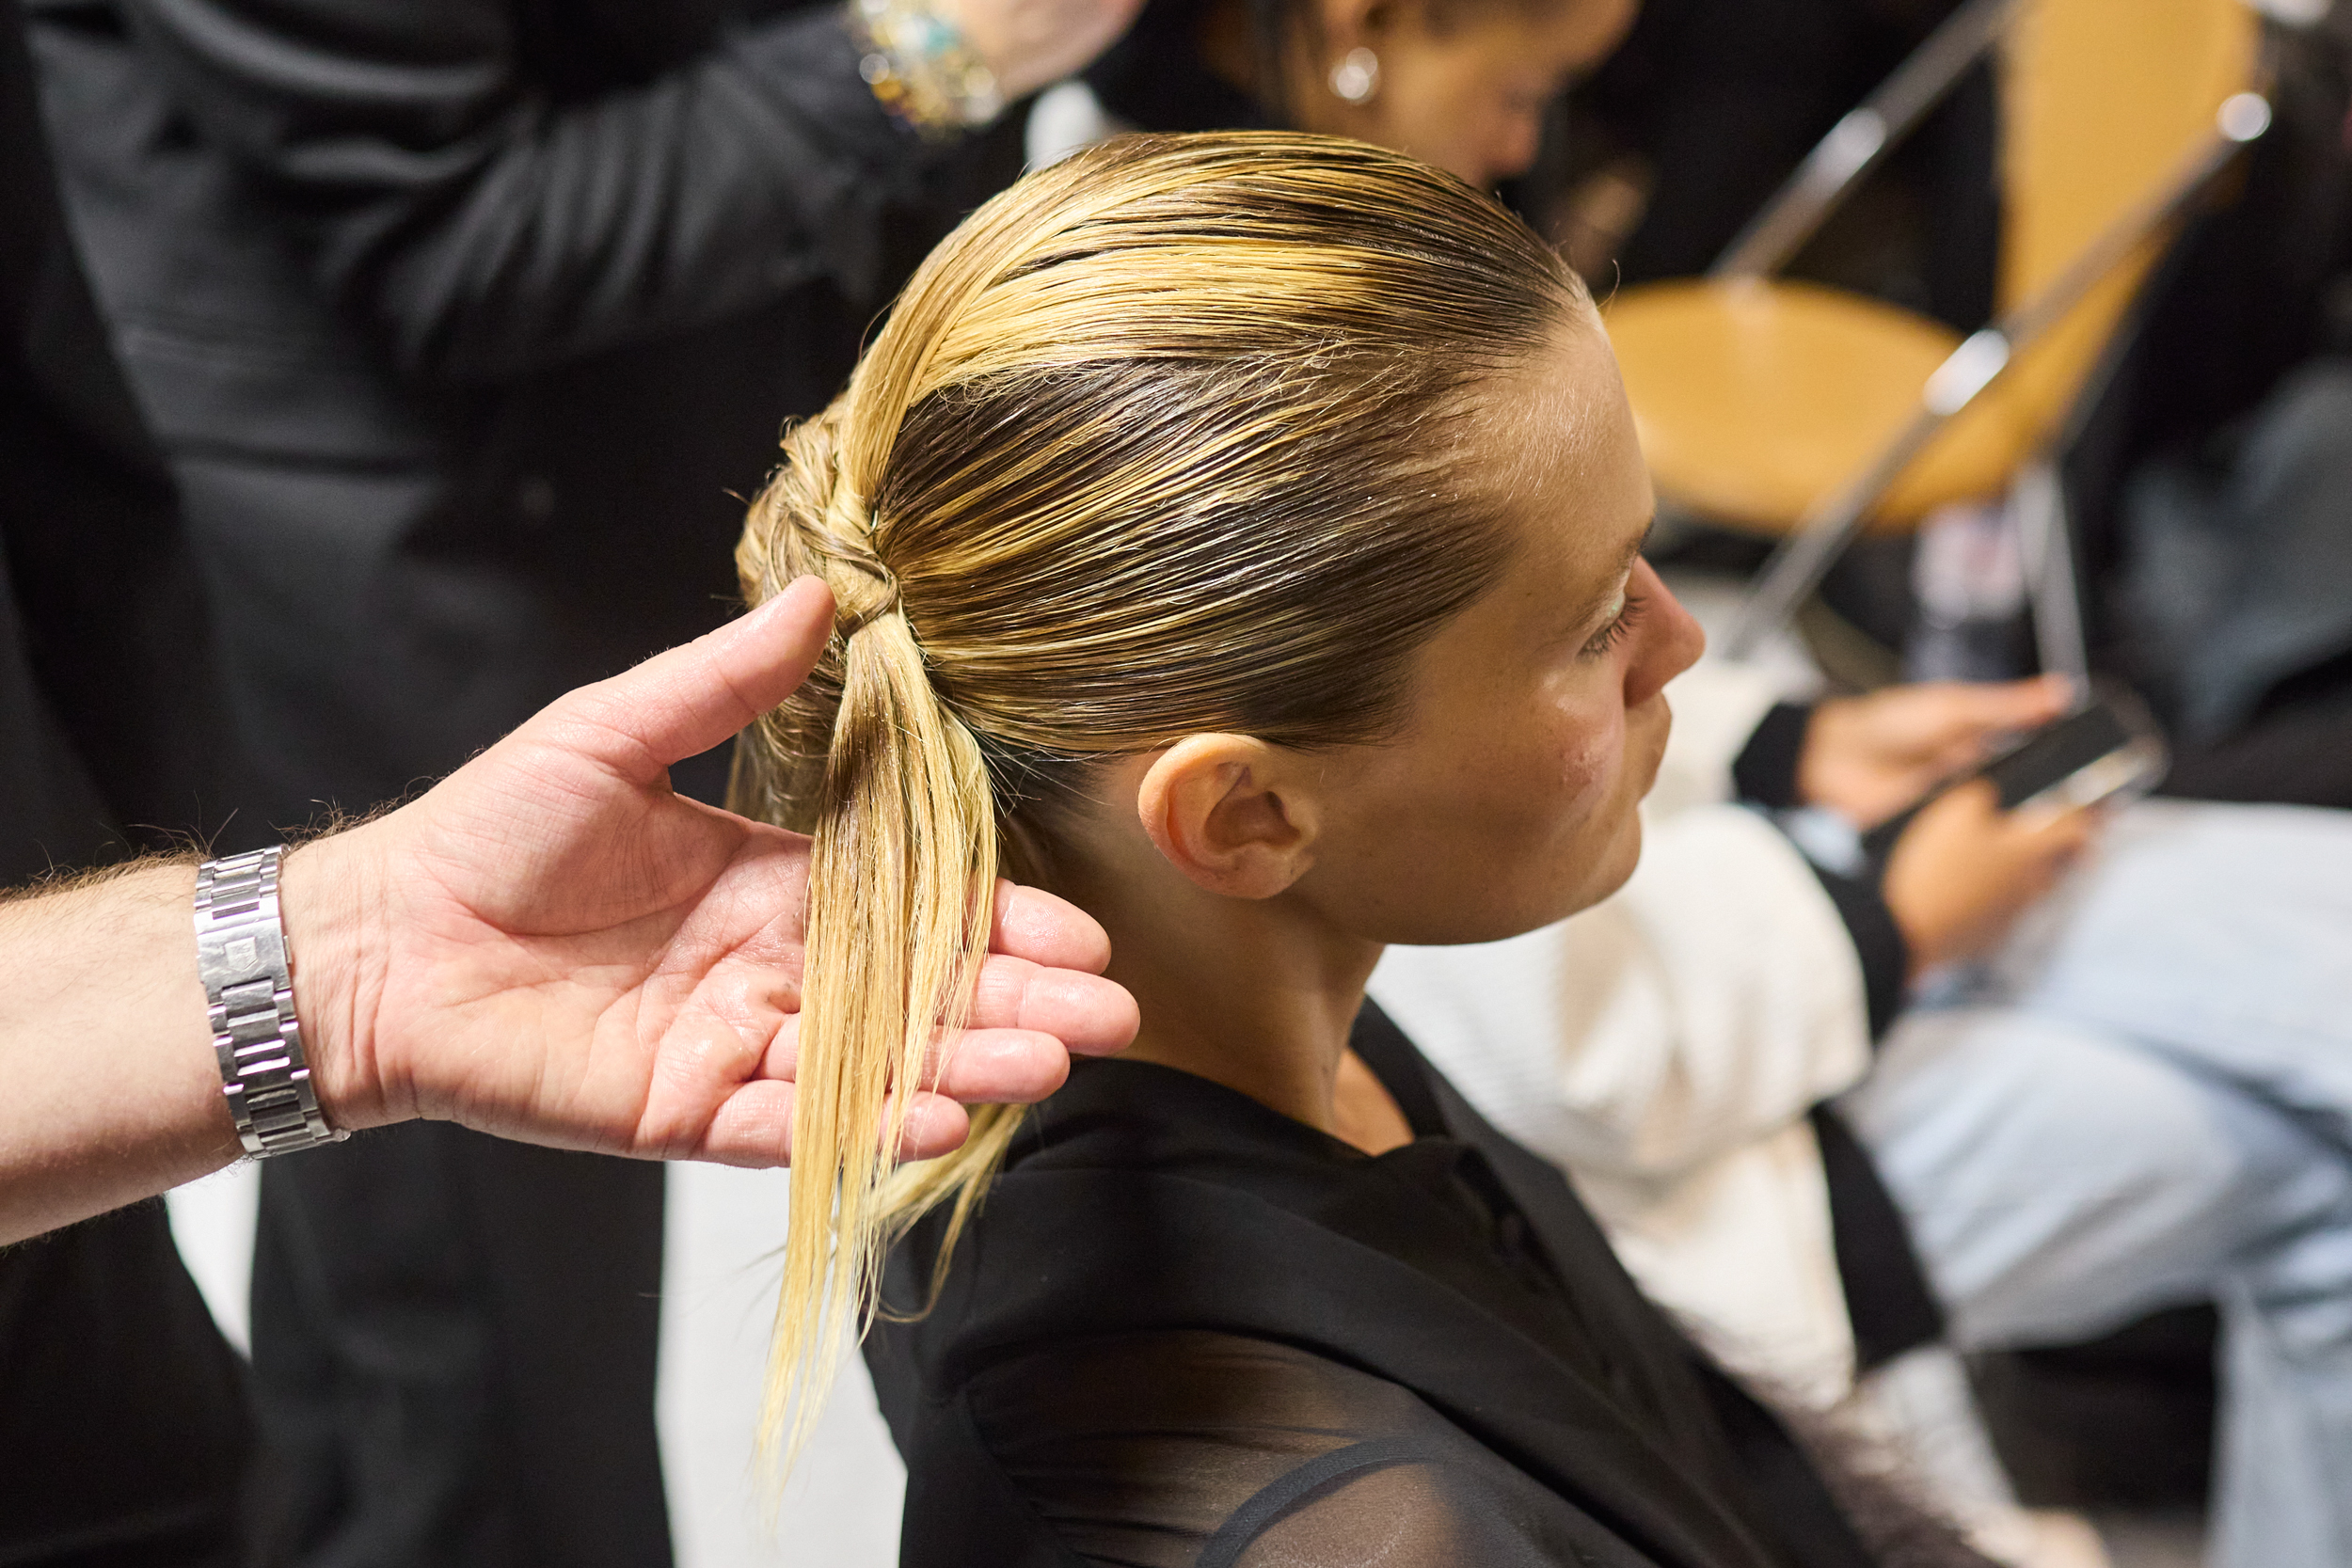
[1479,323,1648,563]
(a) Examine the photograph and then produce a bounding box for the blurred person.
[1067,0,1635,188]
[3,43,1132,1568]
[1372,653,2352,1568]
[1549,0,2352,800]
[733,132,2002,1568]
[18,0,1141,1560]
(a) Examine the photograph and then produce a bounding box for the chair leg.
[1722,489,1877,662]
[2013,458,2091,689]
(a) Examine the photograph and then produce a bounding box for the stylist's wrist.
[278,829,399,1135]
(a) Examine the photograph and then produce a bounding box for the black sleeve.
[1729,700,1814,809]
[1735,695,1912,1038]
[960,1331,1653,1568]
[1805,863,1910,1040]
[123,0,938,382]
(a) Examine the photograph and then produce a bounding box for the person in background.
[1071,0,1634,188]
[19,0,1139,1560]
[1370,649,2352,1568]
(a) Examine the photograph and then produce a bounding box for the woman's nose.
[1626,561,1705,706]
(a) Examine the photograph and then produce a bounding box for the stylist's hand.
[938,0,1145,101]
[1801,675,2073,829]
[286,577,1137,1166]
[1882,779,2100,979]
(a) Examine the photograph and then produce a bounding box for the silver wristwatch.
[196,846,348,1157]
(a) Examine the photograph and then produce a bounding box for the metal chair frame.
[1711,2,2276,670]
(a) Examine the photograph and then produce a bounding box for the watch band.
[196,847,347,1157]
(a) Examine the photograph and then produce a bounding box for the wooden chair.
[1601,0,2273,669]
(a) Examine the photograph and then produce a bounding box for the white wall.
[658,1164,904,1568]
[164,1159,905,1567]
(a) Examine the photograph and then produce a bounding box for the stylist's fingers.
[693,1078,798,1167]
[990,880,1112,972]
[687,1081,983,1167]
[929,1028,1075,1102]
[543,577,837,784]
[968,953,1138,1056]
[897,1093,976,1161]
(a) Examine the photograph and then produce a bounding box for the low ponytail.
[735,408,1000,1476]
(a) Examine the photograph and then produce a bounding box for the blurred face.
[1300,0,1634,188]
[1286,313,1703,944]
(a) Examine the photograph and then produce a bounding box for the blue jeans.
[1841,801,2352,1568]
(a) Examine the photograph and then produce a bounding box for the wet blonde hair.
[731,131,1587,1466]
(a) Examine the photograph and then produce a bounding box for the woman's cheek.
[1549,698,1626,822]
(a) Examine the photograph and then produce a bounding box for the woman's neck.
[1059,856,1382,1140]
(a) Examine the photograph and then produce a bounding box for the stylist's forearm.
[0,839,389,1245]
[0,863,238,1244]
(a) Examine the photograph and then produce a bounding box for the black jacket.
[3,5,228,869]
[27,0,1027,830]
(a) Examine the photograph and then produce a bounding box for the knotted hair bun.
[756,406,902,640]
[730,402,918,835]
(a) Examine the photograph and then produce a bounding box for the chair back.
[1984,0,2260,441]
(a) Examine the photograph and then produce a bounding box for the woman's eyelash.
[1581,592,1646,657]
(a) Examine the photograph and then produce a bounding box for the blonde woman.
[735,134,1985,1566]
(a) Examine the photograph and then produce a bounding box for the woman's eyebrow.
[1565,516,1656,630]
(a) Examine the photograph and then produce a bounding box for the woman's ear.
[1136,736,1320,899]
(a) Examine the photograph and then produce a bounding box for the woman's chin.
[1558,809,1646,922]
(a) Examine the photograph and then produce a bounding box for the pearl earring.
[1328,47,1379,105]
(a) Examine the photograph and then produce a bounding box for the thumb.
[545,577,837,785]
[2011,797,2104,850]
[1967,673,2075,732]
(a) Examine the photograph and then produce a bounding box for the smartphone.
[1976,689,2169,815]
[1859,688,2168,864]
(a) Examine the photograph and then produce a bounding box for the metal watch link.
[195,846,348,1157]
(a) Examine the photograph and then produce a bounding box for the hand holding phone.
[1855,688,2163,974]
[1881,777,2103,978]
[1974,689,2169,815]
[1859,687,2167,863]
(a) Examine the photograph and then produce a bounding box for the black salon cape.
[866,1006,1880,1568]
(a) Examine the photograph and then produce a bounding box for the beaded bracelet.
[851,0,1004,136]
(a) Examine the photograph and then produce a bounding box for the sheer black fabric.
[866,1006,1915,1568]
[973,1333,1649,1568]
